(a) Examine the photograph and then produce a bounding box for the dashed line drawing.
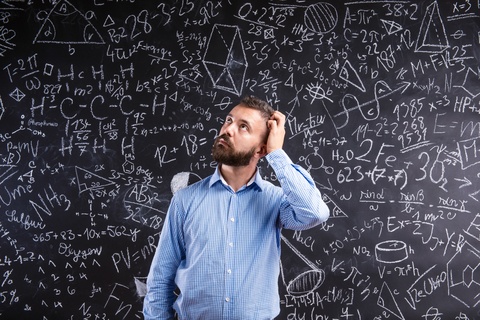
[375,240,408,264]
[447,241,480,308]
[33,0,105,44]
[203,24,248,96]
[415,0,449,53]
[304,2,338,34]
[280,235,326,297]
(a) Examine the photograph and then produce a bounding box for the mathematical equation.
[0,0,480,319]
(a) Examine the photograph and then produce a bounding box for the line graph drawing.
[333,81,410,129]
[33,0,105,44]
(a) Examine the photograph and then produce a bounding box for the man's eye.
[240,124,248,130]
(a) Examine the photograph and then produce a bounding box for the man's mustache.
[214,134,232,147]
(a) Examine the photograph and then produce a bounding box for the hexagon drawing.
[447,241,480,308]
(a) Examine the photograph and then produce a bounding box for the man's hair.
[240,95,274,121]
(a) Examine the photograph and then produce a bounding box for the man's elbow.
[313,201,330,225]
[320,202,330,221]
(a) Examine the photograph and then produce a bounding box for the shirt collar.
[209,166,266,191]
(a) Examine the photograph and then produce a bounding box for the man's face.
[212,105,268,167]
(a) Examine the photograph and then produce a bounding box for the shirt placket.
[223,191,238,318]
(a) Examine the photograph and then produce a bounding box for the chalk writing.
[0,0,479,319]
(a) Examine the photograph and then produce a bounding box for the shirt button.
[230,217,235,222]
[227,269,232,274]
[228,242,233,247]
[225,297,230,302]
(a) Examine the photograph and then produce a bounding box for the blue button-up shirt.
[143,149,330,320]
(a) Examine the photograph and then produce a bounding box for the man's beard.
[212,134,256,166]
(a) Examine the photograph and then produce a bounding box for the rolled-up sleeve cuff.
[265,149,292,170]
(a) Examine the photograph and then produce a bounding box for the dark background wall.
[1,0,480,319]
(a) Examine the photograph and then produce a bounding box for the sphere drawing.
[304,2,338,34]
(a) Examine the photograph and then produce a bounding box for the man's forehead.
[229,104,264,121]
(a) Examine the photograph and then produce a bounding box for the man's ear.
[256,144,268,158]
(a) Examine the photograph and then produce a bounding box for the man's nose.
[223,123,234,136]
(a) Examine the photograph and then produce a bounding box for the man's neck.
[219,163,257,192]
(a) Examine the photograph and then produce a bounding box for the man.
[143,96,330,319]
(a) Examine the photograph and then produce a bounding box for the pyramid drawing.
[33,0,104,44]
[415,1,449,53]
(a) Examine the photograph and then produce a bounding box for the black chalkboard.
[1,0,480,319]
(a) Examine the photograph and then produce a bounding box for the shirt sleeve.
[143,196,185,320]
[266,149,330,230]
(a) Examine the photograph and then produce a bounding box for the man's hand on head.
[266,111,286,154]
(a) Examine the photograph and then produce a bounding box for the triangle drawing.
[322,193,348,218]
[380,19,403,35]
[33,0,104,44]
[377,282,405,320]
[339,60,366,92]
[75,166,115,195]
